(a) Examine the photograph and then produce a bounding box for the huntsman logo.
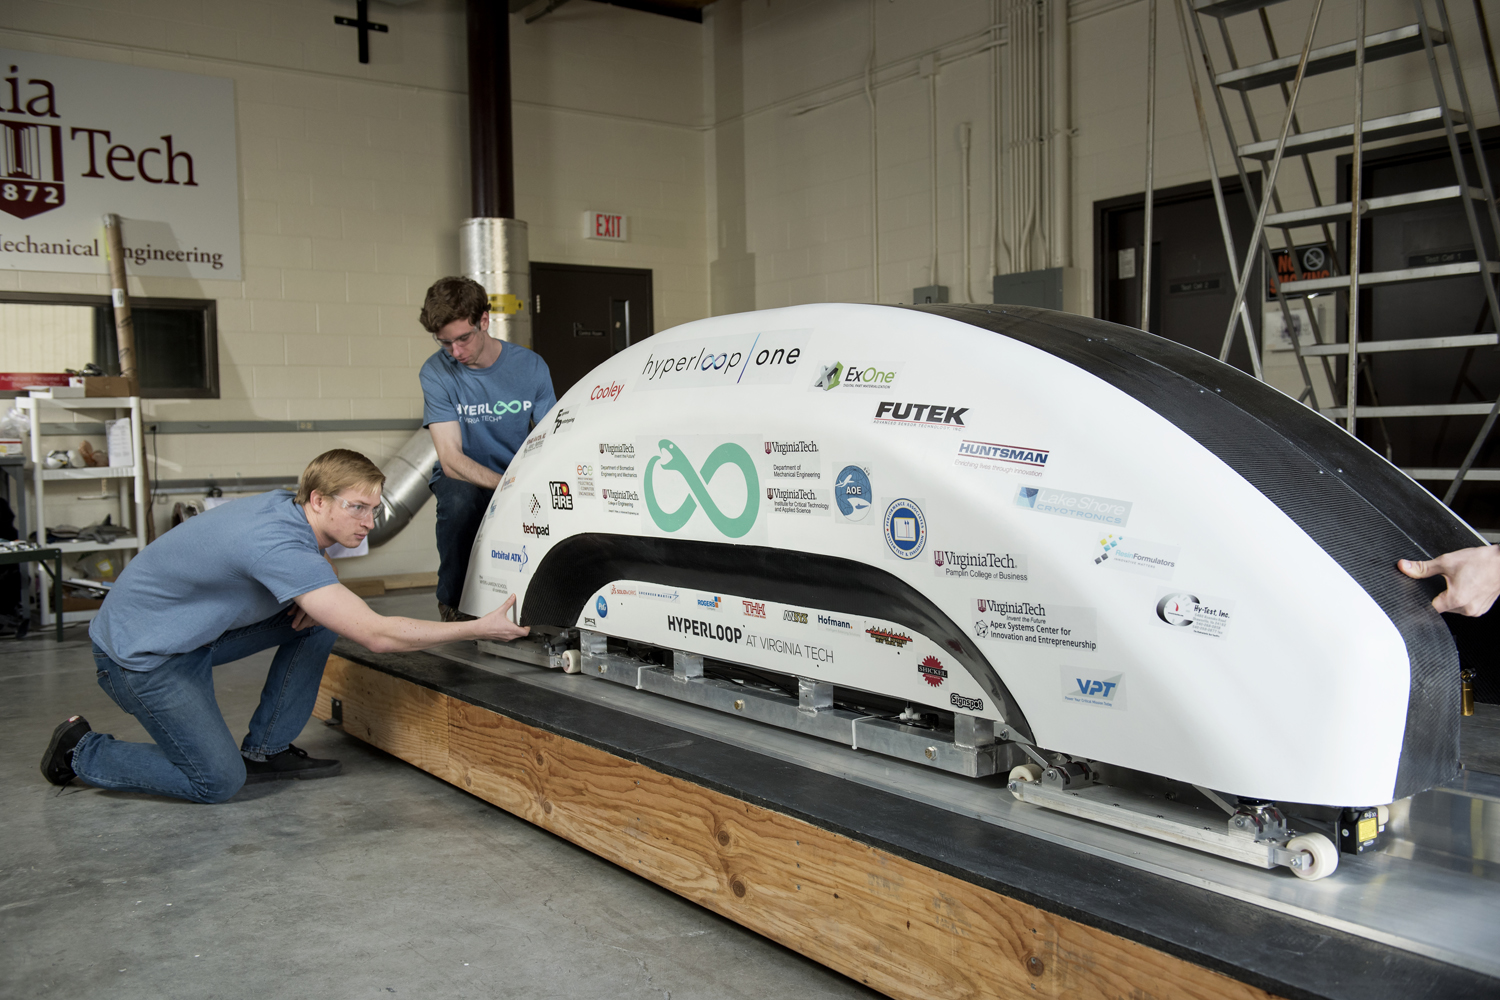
[644,439,760,538]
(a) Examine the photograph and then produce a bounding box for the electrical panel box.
[911,285,949,305]
[992,267,1083,314]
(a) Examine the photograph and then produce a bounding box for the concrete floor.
[0,592,878,1000]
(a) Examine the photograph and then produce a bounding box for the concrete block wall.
[0,0,707,579]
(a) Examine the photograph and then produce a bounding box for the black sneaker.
[242,744,341,783]
[41,715,91,786]
[438,602,477,623]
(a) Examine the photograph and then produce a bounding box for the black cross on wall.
[335,0,388,64]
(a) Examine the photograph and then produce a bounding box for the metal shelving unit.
[17,394,147,624]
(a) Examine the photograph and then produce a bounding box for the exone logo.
[644,439,760,538]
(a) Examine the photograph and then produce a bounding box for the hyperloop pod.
[460,302,1476,812]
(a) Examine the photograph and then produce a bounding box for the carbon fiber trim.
[911,304,1463,800]
[519,531,1034,743]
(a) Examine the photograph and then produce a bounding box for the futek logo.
[874,401,968,427]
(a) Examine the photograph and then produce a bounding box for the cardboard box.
[71,376,133,397]
[0,439,21,457]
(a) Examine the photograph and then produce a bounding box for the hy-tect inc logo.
[812,361,898,392]
[645,439,760,538]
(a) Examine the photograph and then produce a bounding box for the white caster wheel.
[561,649,581,674]
[1376,804,1390,829]
[1009,763,1043,784]
[1286,833,1338,881]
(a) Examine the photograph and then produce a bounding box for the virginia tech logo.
[644,439,759,538]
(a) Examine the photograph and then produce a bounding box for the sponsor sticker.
[766,486,830,515]
[833,465,874,524]
[767,439,821,481]
[949,692,984,712]
[783,609,809,624]
[974,599,1096,652]
[643,437,761,540]
[552,407,576,433]
[933,548,1028,582]
[866,626,913,648]
[742,600,766,619]
[1155,591,1234,639]
[589,381,625,403]
[635,331,810,390]
[1095,534,1179,579]
[883,498,928,560]
[608,584,637,596]
[522,431,546,456]
[695,595,722,611]
[954,439,1049,478]
[596,596,609,618]
[489,544,529,573]
[1015,486,1131,527]
[602,487,641,516]
[638,585,680,603]
[550,481,574,510]
[874,400,969,429]
[816,611,856,636]
[1061,667,1126,708]
[918,654,949,688]
[575,463,596,498]
[521,521,549,537]
[499,473,517,493]
[810,361,901,392]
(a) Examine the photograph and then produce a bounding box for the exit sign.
[584,210,628,242]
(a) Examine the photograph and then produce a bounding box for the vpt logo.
[644,439,759,538]
[1077,677,1117,699]
[1062,670,1125,708]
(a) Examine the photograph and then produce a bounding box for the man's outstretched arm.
[1398,545,1500,616]
[294,583,529,653]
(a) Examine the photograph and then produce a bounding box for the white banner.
[0,49,240,279]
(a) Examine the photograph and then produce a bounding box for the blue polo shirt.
[419,342,556,483]
[89,490,339,670]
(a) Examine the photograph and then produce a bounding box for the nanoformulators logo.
[1095,534,1179,580]
[1015,486,1131,527]
[644,439,759,538]
[918,655,949,688]
[883,498,927,560]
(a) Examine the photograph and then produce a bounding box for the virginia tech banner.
[0,49,240,279]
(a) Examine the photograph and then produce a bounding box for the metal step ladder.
[1183,0,1500,534]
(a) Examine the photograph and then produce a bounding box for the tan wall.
[0,0,707,579]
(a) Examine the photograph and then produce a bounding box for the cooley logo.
[812,361,899,391]
[636,331,808,390]
[874,401,968,428]
[645,439,759,538]
[590,381,624,402]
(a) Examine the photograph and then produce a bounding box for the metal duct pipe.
[460,217,531,348]
[468,0,514,219]
[368,430,438,548]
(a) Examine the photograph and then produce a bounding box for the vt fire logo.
[0,120,65,219]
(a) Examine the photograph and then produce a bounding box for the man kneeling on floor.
[40,448,528,803]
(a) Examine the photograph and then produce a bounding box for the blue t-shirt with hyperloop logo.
[419,342,557,483]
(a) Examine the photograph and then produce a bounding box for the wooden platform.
[312,645,1494,1000]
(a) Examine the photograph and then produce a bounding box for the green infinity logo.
[645,439,759,537]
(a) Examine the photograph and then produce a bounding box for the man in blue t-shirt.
[419,277,556,620]
[40,449,531,804]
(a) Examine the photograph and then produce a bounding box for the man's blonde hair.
[296,449,385,506]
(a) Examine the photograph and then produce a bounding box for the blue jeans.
[431,474,493,608]
[72,612,338,803]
